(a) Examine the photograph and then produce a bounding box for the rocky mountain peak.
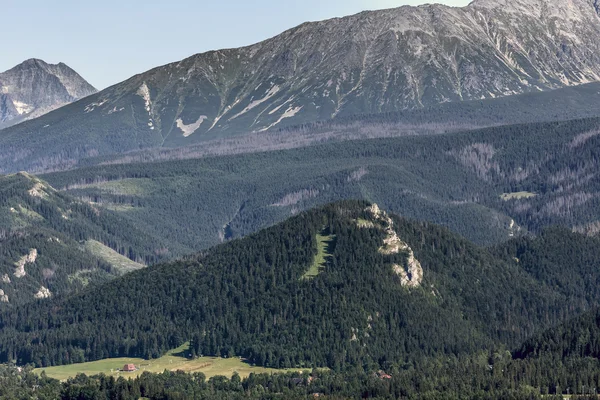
[0,59,96,128]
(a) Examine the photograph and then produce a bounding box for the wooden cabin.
[123,363,136,372]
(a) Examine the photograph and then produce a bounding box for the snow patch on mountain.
[229,85,281,121]
[11,100,33,115]
[177,115,208,137]
[84,100,107,113]
[259,105,303,131]
[137,83,152,113]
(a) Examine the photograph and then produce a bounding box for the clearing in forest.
[84,240,146,274]
[72,178,158,196]
[302,230,336,280]
[34,343,300,381]
[500,192,536,201]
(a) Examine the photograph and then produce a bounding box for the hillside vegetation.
[40,115,600,251]
[0,173,179,308]
[3,201,600,372]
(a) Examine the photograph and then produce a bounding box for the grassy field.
[84,178,158,196]
[34,344,301,381]
[84,240,146,274]
[500,192,537,201]
[302,232,335,280]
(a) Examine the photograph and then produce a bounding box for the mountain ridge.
[1,0,599,172]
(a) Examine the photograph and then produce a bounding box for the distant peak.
[8,59,76,73]
[20,58,48,67]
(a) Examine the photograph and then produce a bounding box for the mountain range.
[4,0,600,396]
[1,0,600,173]
[0,59,96,129]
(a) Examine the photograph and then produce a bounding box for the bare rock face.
[80,0,600,135]
[364,204,424,288]
[13,248,38,278]
[34,286,52,299]
[0,59,96,128]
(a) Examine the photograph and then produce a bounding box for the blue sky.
[2,0,470,89]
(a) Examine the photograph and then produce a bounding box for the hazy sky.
[2,0,470,90]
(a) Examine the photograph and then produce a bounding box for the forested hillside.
[3,201,600,372]
[515,307,600,361]
[41,115,600,251]
[0,173,181,308]
[3,80,600,174]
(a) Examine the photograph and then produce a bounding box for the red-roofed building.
[123,364,136,372]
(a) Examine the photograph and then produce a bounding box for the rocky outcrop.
[364,204,423,288]
[34,286,52,299]
[14,248,38,278]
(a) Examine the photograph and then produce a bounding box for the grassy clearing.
[78,178,157,196]
[102,203,137,212]
[34,344,300,381]
[84,240,145,274]
[17,204,44,220]
[67,270,95,287]
[500,192,537,201]
[302,232,335,280]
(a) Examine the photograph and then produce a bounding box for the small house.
[123,364,136,372]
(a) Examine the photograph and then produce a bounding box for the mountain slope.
[1,0,600,173]
[514,306,600,361]
[0,59,96,129]
[2,201,600,369]
[37,113,600,251]
[0,173,180,308]
[80,80,600,169]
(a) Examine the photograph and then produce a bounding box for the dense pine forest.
[33,114,600,255]
[1,201,600,374]
[0,173,187,309]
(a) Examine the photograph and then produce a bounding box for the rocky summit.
[0,59,96,128]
